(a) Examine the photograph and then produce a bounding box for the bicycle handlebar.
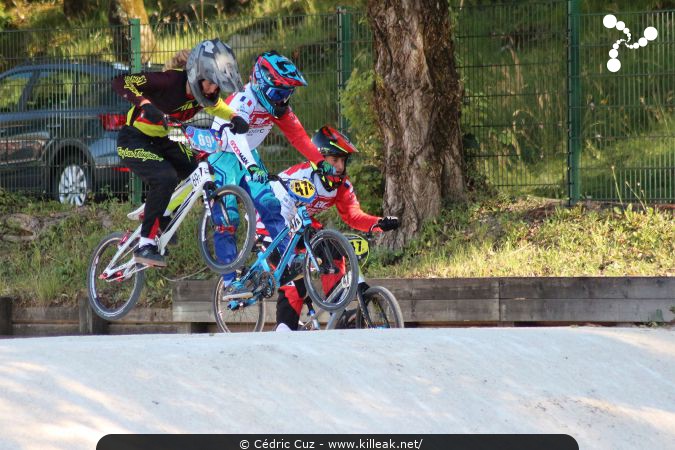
[164,116,233,133]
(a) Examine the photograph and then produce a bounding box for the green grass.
[0,189,211,306]
[2,189,672,307]
[363,194,675,279]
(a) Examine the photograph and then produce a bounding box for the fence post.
[78,295,109,335]
[0,297,12,335]
[129,18,143,206]
[337,7,352,132]
[567,0,581,205]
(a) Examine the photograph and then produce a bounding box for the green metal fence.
[0,2,673,205]
[454,0,569,199]
[575,8,675,203]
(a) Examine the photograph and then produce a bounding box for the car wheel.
[54,156,92,206]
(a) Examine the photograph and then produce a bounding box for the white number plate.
[191,165,210,187]
[290,212,304,233]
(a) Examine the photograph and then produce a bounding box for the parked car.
[0,61,131,206]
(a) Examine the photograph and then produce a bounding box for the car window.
[74,70,127,111]
[25,70,76,111]
[0,71,32,113]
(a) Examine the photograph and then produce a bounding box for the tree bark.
[367,0,466,250]
[108,0,156,65]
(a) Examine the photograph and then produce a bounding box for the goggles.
[264,86,294,104]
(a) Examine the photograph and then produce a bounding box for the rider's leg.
[275,283,304,331]
[156,138,198,243]
[209,152,247,285]
[246,150,290,253]
[117,128,190,266]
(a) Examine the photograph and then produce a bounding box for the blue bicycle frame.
[226,177,320,310]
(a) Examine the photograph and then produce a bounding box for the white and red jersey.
[259,161,379,233]
[211,83,324,169]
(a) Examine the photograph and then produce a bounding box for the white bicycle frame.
[99,159,216,282]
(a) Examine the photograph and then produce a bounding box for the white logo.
[603,14,658,72]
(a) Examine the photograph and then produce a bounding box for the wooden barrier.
[2,277,673,336]
[173,277,675,326]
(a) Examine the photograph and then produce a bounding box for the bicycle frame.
[299,299,349,330]
[99,126,223,283]
[234,203,316,292]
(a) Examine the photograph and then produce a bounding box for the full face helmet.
[186,38,244,107]
[311,125,359,189]
[250,50,307,117]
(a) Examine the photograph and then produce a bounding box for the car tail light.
[99,113,126,131]
[112,167,130,172]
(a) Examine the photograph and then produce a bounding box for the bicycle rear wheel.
[87,231,146,320]
[198,185,257,273]
[303,229,359,312]
[356,285,405,329]
[213,276,266,332]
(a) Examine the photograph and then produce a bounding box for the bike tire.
[87,231,145,321]
[198,185,257,274]
[356,285,405,329]
[303,229,360,312]
[213,276,266,332]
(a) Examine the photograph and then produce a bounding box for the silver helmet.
[186,38,244,107]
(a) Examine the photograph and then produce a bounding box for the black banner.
[97,434,579,450]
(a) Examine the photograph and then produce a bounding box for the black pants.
[117,126,197,238]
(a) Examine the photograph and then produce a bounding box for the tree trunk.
[367,0,466,250]
[108,0,156,65]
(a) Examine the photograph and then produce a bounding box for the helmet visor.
[264,86,294,104]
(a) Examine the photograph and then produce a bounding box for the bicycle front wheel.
[198,185,257,274]
[356,285,405,329]
[87,231,146,321]
[303,229,359,312]
[213,276,266,332]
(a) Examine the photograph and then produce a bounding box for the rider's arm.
[204,97,236,121]
[111,71,174,107]
[334,180,380,232]
[273,108,324,164]
[212,91,254,132]
[211,92,257,167]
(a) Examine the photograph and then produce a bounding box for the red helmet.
[312,125,359,158]
[311,125,358,190]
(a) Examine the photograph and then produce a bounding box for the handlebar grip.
[216,122,233,136]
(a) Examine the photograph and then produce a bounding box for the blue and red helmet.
[250,50,307,118]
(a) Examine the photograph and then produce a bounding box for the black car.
[0,61,131,206]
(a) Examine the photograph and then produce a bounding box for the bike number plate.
[348,235,369,257]
[346,234,370,267]
[289,179,316,202]
[290,212,303,233]
[191,164,210,188]
[186,126,219,153]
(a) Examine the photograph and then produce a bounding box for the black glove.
[376,216,399,231]
[140,103,167,129]
[312,160,338,190]
[247,164,269,184]
[230,115,249,135]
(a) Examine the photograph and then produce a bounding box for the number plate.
[347,235,369,257]
[186,126,219,153]
[289,179,316,202]
[290,212,304,233]
[346,234,370,267]
[191,164,210,187]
